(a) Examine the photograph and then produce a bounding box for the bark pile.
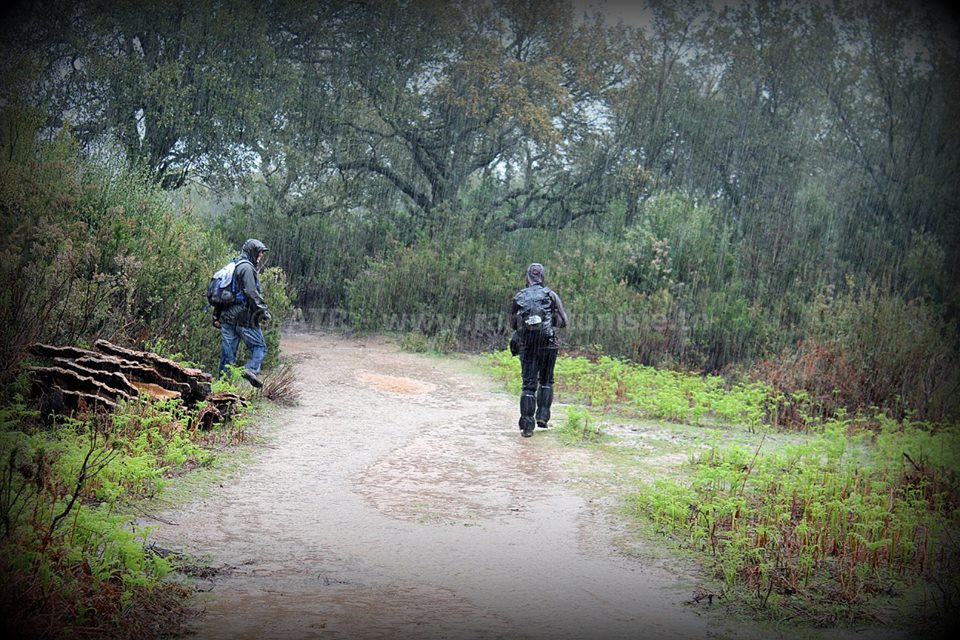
[26,341,238,428]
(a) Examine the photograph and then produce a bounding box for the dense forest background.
[2,0,958,421]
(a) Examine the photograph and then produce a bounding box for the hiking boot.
[521,427,534,438]
[536,420,548,429]
[242,368,263,388]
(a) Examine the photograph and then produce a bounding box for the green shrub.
[346,236,515,350]
[0,394,244,637]
[556,406,604,444]
[215,188,392,315]
[0,120,295,385]
[488,350,771,429]
[756,283,959,423]
[634,417,960,614]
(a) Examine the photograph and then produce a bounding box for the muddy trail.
[145,334,778,639]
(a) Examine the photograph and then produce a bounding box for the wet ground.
[145,333,907,640]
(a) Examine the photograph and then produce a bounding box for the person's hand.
[213,318,221,329]
[262,309,273,323]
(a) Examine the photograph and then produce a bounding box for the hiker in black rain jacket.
[214,239,272,387]
[510,263,569,437]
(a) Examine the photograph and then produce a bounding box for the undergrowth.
[0,384,250,639]
[487,348,770,429]
[485,348,960,628]
[555,406,605,445]
[633,417,960,625]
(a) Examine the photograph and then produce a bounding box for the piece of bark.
[130,381,182,401]
[94,339,212,402]
[28,366,135,403]
[192,404,221,430]
[30,344,101,360]
[50,357,141,398]
[206,391,247,417]
[49,386,120,413]
[33,382,120,414]
[73,356,192,398]
[30,343,194,399]
[192,392,247,430]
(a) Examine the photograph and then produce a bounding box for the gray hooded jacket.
[216,239,271,327]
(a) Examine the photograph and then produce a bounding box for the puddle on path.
[356,371,437,395]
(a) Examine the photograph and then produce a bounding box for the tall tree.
[701,0,836,298]
[4,0,277,188]
[309,0,575,222]
[821,0,960,298]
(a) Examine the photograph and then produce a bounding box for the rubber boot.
[519,392,536,436]
[535,384,553,427]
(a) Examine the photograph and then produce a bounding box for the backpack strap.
[230,258,255,301]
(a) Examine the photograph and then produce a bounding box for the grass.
[0,372,260,639]
[4,340,953,636]
[398,329,458,355]
[554,406,608,445]
[487,348,770,430]
[483,347,960,633]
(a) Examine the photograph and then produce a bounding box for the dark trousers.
[518,345,558,430]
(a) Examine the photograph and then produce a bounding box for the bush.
[215,188,391,316]
[346,235,516,351]
[0,117,295,386]
[0,396,240,639]
[634,417,960,616]
[755,284,959,424]
[486,348,771,429]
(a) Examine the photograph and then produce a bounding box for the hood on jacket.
[241,238,269,262]
[526,263,545,287]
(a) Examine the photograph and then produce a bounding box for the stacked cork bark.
[27,340,244,427]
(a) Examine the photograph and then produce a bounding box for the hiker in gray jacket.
[214,239,272,387]
[510,263,569,437]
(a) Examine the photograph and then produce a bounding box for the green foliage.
[487,349,770,429]
[486,348,523,396]
[622,193,733,295]
[481,224,956,421]
[543,235,658,360]
[0,394,246,637]
[756,282,960,423]
[0,118,295,385]
[487,333,960,619]
[0,125,212,379]
[491,224,778,373]
[346,235,516,350]
[212,365,246,393]
[4,0,959,424]
[214,190,386,315]
[0,2,955,632]
[556,406,604,444]
[1,0,277,189]
[633,417,960,615]
[399,329,458,355]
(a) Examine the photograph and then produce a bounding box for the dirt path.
[146,333,744,639]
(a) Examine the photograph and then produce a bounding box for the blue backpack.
[206,258,251,308]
